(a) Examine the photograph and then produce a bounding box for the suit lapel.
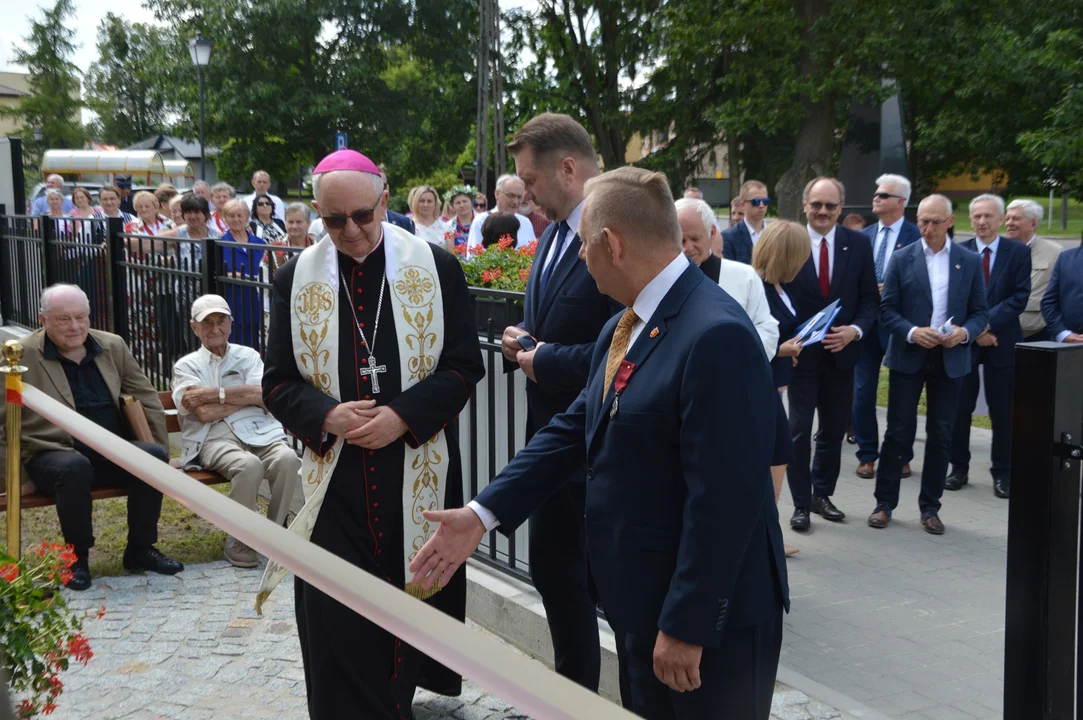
[913,244,933,305]
[949,244,969,308]
[535,231,582,328]
[524,222,556,328]
[985,236,1006,289]
[39,357,76,408]
[587,264,701,451]
[94,342,122,405]
[829,234,851,297]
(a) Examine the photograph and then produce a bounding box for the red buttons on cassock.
[360,322,365,328]
[378,532,384,538]
[371,485,377,490]
[374,517,379,522]
[370,467,375,472]
[356,288,362,294]
[357,305,364,312]
[362,358,368,365]
[373,502,379,507]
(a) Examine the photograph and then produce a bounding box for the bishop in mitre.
[255,149,484,719]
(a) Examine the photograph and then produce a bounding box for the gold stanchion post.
[2,340,26,560]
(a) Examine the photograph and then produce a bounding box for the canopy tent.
[162,159,195,187]
[40,150,167,184]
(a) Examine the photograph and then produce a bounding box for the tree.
[84,14,181,146]
[504,0,661,171]
[0,0,85,164]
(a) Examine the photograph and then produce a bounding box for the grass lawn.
[947,195,1083,239]
[876,366,991,430]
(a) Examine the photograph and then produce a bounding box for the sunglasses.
[807,201,840,212]
[256,202,273,207]
[746,198,770,207]
[874,192,903,201]
[321,201,380,229]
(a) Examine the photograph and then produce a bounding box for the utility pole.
[475,0,506,196]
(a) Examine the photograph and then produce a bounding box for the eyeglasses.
[321,201,381,229]
[916,217,949,226]
[807,201,840,212]
[747,198,770,207]
[256,202,273,208]
[474,201,488,209]
[874,192,904,201]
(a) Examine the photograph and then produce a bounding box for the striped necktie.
[603,308,639,399]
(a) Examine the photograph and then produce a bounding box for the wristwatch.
[218,387,226,405]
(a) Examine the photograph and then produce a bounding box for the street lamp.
[32,127,44,166]
[188,33,212,181]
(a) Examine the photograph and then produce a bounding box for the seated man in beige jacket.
[1,284,183,591]
[171,295,300,568]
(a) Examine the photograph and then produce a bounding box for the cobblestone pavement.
[779,408,1007,719]
[47,561,842,720]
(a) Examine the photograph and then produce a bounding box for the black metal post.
[198,66,206,182]
[201,235,217,295]
[0,203,7,325]
[1004,342,1083,720]
[106,217,128,339]
[40,217,56,289]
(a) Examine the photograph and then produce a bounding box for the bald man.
[30,174,75,215]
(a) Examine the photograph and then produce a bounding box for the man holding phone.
[499,113,622,691]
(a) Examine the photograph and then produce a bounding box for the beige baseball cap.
[190,294,232,322]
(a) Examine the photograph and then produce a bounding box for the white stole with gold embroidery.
[257,223,448,613]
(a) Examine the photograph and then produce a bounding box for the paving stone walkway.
[46,561,842,720]
[779,408,1007,720]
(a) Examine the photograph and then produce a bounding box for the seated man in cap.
[2,284,183,590]
[171,294,301,567]
[115,175,136,215]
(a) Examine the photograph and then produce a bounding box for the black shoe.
[811,496,846,522]
[65,562,92,591]
[846,434,857,445]
[790,508,811,531]
[123,546,184,576]
[945,471,968,491]
[993,477,1010,499]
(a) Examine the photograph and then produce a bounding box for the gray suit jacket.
[1022,237,1064,336]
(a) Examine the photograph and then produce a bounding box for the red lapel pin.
[649,328,659,338]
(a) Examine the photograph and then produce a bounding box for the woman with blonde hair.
[752,219,812,558]
[409,185,452,251]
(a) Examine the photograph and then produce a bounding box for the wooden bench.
[0,391,228,512]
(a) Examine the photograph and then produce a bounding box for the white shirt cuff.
[1057,330,1072,342]
[906,327,917,344]
[849,324,863,341]
[467,500,500,531]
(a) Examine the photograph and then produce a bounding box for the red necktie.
[818,239,831,298]
[982,247,991,285]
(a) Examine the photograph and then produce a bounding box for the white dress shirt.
[466,209,537,249]
[717,258,779,360]
[975,235,1000,274]
[744,218,765,246]
[171,343,287,469]
[873,216,906,275]
[243,192,286,222]
[806,225,863,339]
[906,238,957,343]
[539,199,585,276]
[469,252,690,530]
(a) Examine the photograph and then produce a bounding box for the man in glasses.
[722,180,770,264]
[255,148,484,719]
[466,174,537,249]
[784,177,878,533]
[242,170,286,222]
[852,174,921,481]
[871,195,987,535]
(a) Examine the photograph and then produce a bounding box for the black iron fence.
[0,207,535,580]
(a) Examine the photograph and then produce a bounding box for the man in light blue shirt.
[29,174,75,215]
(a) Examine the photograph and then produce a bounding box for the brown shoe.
[867,509,890,528]
[901,463,912,478]
[921,514,945,535]
[784,544,800,557]
[856,461,875,479]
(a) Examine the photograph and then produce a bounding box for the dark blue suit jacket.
[1041,246,1083,339]
[863,220,921,347]
[764,282,798,389]
[387,209,416,235]
[479,264,788,646]
[880,241,989,379]
[783,225,879,372]
[508,219,622,436]
[721,221,753,264]
[958,236,1031,367]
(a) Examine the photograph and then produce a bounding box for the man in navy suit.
[784,177,879,532]
[721,180,769,264]
[852,175,921,480]
[871,195,988,534]
[1041,245,1083,344]
[948,195,1030,498]
[497,113,621,691]
[411,166,788,720]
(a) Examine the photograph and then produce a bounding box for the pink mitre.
[313,149,381,176]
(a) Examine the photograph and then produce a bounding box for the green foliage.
[0,0,85,167]
[0,542,95,718]
[84,15,180,146]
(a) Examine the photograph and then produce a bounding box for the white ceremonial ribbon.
[257,222,448,612]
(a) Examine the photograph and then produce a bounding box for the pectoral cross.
[359,359,388,394]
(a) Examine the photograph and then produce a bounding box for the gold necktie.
[603,308,640,399]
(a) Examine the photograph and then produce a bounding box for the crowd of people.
[9,109,1083,720]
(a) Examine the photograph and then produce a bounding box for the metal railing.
[0,208,536,583]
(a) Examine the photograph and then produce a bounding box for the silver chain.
[341,269,387,360]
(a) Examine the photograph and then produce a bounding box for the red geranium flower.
[0,563,18,582]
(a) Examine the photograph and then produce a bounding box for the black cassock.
[262,240,484,720]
